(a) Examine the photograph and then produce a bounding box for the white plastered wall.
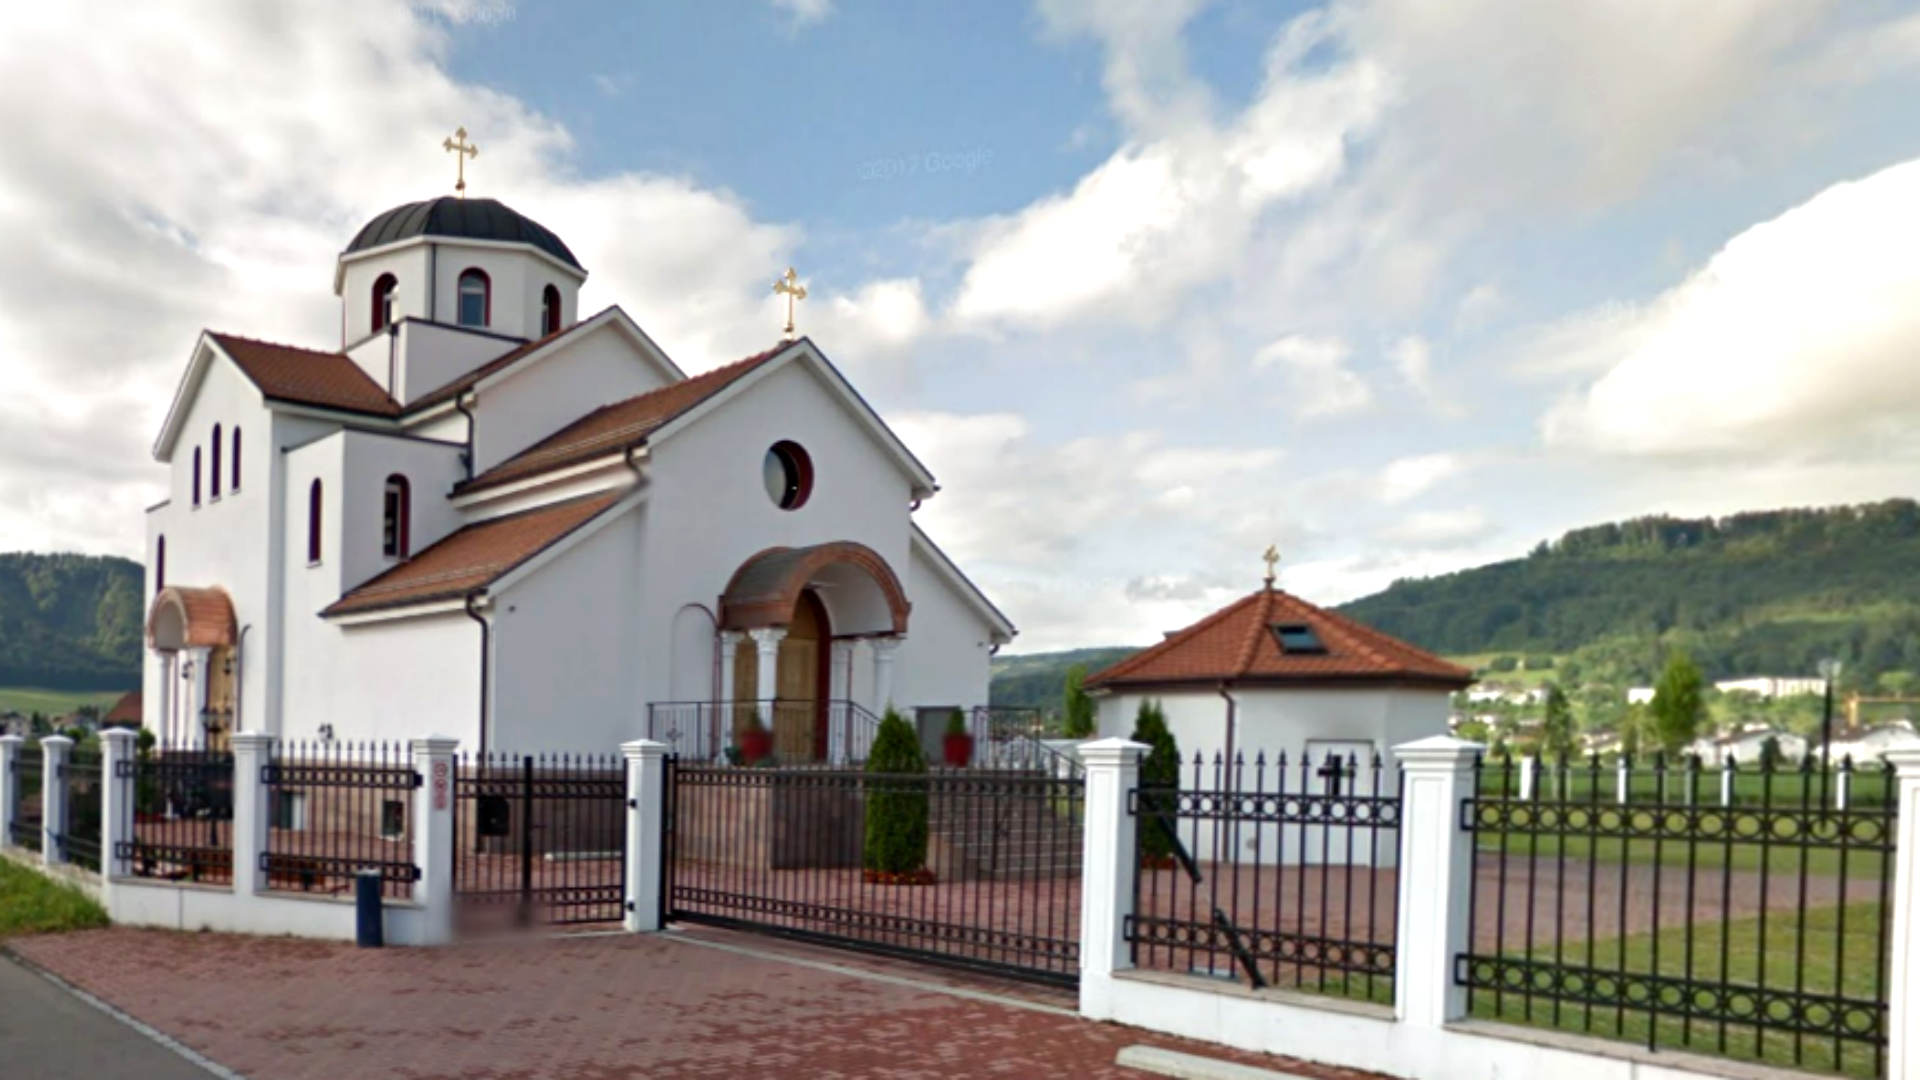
[337,431,467,594]
[469,324,672,475]
[887,540,997,713]
[338,245,432,358]
[428,241,578,343]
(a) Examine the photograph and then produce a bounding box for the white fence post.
[0,734,20,845]
[411,735,459,944]
[1517,755,1536,800]
[229,732,273,895]
[1886,749,1920,1080]
[622,739,668,933]
[41,735,72,866]
[1720,760,1735,808]
[1393,735,1481,1030]
[100,729,138,886]
[1616,757,1631,805]
[1078,737,1146,1021]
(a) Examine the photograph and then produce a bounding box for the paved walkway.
[7,927,1387,1080]
[0,951,219,1079]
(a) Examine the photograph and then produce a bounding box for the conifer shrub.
[1131,699,1182,863]
[863,708,930,880]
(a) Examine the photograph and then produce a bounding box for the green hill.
[1335,499,1920,689]
[989,646,1135,712]
[0,553,144,693]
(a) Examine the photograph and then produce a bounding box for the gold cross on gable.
[443,126,478,198]
[773,266,808,342]
[1263,544,1281,587]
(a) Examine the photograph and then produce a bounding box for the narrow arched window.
[457,269,490,328]
[307,479,323,564]
[210,424,222,499]
[383,474,411,559]
[155,537,166,594]
[541,284,562,336]
[231,427,242,491]
[192,448,202,507]
[372,273,398,331]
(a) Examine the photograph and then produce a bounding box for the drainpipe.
[454,393,477,482]
[465,593,491,758]
[1218,682,1239,866]
[385,321,400,398]
[427,242,437,322]
[235,624,251,735]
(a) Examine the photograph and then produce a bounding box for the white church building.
[141,192,1014,758]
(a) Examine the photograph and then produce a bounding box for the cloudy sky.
[4,0,1920,652]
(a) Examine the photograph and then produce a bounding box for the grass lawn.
[0,687,125,718]
[0,857,109,937]
[1472,901,1889,1079]
[1471,800,1893,878]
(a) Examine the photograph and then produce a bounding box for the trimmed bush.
[864,708,930,876]
[1131,699,1182,862]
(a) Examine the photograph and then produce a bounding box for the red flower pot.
[943,733,975,768]
[739,727,774,765]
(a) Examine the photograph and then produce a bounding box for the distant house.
[1713,676,1825,699]
[103,690,143,728]
[1821,720,1920,765]
[1688,726,1807,766]
[1626,687,1656,706]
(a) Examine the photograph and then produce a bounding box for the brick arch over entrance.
[146,585,237,652]
[720,541,909,636]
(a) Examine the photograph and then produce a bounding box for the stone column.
[229,731,273,896]
[871,636,904,716]
[101,729,138,885]
[829,640,855,764]
[1886,748,1920,1079]
[749,628,785,729]
[716,631,743,762]
[41,735,72,867]
[1077,737,1146,1020]
[622,739,669,932]
[411,735,459,944]
[0,735,21,847]
[1392,735,1482,1029]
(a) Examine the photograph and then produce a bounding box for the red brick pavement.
[8,927,1391,1080]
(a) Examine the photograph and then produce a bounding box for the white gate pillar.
[1884,749,1920,1079]
[622,739,669,932]
[40,735,72,866]
[411,735,459,944]
[871,636,904,715]
[0,735,21,846]
[230,731,273,896]
[1078,737,1146,1020]
[1392,735,1481,1029]
[100,729,138,886]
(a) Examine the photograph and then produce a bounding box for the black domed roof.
[345,197,583,272]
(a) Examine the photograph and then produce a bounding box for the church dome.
[345,196,584,272]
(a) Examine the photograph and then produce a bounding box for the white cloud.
[1255,335,1372,418]
[1378,453,1464,504]
[769,0,835,29]
[1542,158,1920,459]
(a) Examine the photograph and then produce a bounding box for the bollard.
[355,870,384,948]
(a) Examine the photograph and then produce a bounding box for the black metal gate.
[56,748,103,871]
[10,748,43,851]
[664,760,1086,988]
[453,753,626,928]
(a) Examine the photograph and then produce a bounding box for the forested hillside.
[989,646,1134,710]
[1335,500,1920,686]
[0,554,144,691]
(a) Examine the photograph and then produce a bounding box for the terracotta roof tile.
[323,493,620,617]
[103,691,142,725]
[209,333,399,417]
[455,342,789,495]
[405,308,613,413]
[1085,587,1475,690]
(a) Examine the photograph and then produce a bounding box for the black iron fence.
[1127,750,1402,1003]
[57,746,104,871]
[261,740,420,899]
[647,701,882,765]
[9,745,42,851]
[667,760,1086,987]
[1459,753,1898,1079]
[116,742,235,885]
[452,752,627,929]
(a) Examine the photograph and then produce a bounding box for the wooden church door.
[776,590,830,760]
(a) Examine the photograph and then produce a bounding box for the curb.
[1117,1044,1317,1080]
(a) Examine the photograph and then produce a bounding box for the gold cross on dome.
[443,127,479,198]
[1263,544,1281,587]
[773,266,809,342]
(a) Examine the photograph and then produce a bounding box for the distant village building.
[1821,719,1920,765]
[103,690,143,728]
[1713,676,1826,699]
[1688,726,1807,766]
[1626,687,1656,706]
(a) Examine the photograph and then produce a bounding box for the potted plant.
[941,708,974,768]
[737,714,774,766]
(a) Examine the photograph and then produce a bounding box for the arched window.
[457,269,490,328]
[382,474,411,559]
[541,284,562,336]
[155,536,166,594]
[372,273,398,332]
[307,479,323,564]
[192,448,202,507]
[231,427,242,491]
[210,424,222,499]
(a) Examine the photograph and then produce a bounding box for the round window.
[763,441,813,510]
